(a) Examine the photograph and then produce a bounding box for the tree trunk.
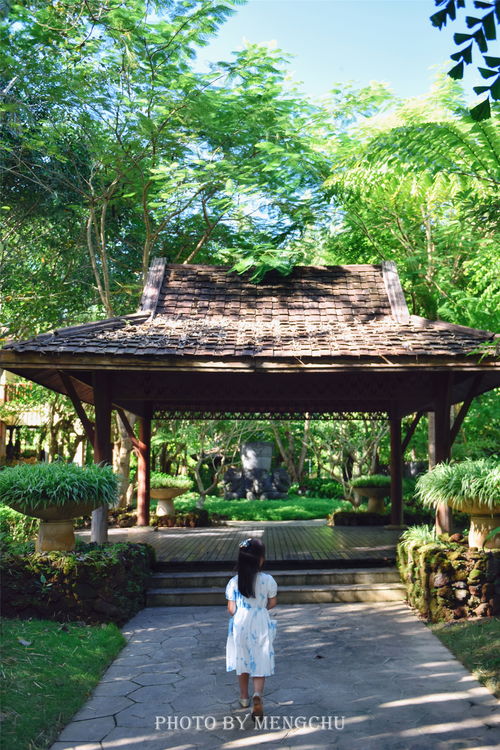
[113,411,136,507]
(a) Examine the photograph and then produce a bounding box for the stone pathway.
[50,603,499,750]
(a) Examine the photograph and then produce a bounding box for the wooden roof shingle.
[3,261,496,361]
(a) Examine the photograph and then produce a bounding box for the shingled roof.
[2,260,496,362]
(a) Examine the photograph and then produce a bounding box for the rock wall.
[397,539,500,622]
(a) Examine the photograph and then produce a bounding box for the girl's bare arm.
[267,596,277,610]
[227,601,236,615]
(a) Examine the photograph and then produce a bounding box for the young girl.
[225,537,278,719]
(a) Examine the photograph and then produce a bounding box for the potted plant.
[350,474,391,513]
[0,462,118,552]
[150,473,193,516]
[416,458,500,549]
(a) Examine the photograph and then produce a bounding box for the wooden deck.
[79,523,402,570]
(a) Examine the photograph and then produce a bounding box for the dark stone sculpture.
[223,442,291,500]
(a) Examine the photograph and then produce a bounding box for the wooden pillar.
[137,414,151,527]
[0,370,7,465]
[92,371,112,544]
[390,414,403,526]
[0,420,6,465]
[430,375,454,534]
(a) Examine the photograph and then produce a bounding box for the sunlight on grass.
[429,618,500,698]
[0,618,125,750]
[174,494,352,521]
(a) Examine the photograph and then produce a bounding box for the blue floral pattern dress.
[225,572,278,676]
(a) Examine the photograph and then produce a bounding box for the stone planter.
[353,485,390,514]
[9,499,104,552]
[151,487,188,516]
[450,500,500,550]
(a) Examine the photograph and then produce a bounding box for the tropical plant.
[149,472,193,491]
[415,458,500,511]
[0,462,118,512]
[399,524,443,550]
[430,0,500,120]
[323,77,500,330]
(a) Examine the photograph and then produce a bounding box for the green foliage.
[1,541,155,624]
[300,477,344,499]
[149,472,193,490]
[0,0,329,326]
[0,462,118,510]
[323,79,500,332]
[0,505,39,542]
[174,494,352,521]
[0,617,125,750]
[399,524,442,550]
[350,474,392,488]
[416,458,500,510]
[430,0,500,119]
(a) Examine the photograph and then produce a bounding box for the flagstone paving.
[49,602,499,750]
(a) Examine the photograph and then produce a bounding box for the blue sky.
[196,0,481,102]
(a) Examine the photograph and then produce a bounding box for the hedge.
[1,542,155,625]
[329,505,435,526]
[397,539,500,622]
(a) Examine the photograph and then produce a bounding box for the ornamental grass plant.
[149,472,193,491]
[0,462,118,512]
[350,474,392,488]
[415,458,500,512]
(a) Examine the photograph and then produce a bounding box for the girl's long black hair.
[236,537,265,598]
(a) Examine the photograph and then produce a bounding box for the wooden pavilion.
[1,259,498,542]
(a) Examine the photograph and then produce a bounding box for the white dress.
[225,572,278,677]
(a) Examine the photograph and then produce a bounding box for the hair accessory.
[239,538,252,549]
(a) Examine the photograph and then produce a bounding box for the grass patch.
[429,618,500,697]
[173,494,353,520]
[0,617,125,750]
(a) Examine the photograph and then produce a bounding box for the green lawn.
[172,493,353,520]
[429,618,500,697]
[0,618,125,750]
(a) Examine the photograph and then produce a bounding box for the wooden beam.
[401,410,424,454]
[138,257,166,314]
[92,371,112,544]
[382,261,410,323]
[390,414,403,526]
[137,413,151,527]
[450,374,483,446]
[58,370,95,444]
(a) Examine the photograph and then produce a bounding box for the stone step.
[150,567,401,589]
[154,557,396,572]
[146,580,406,607]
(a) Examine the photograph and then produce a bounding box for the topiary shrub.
[1,541,155,625]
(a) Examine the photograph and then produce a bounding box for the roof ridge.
[161,262,384,271]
